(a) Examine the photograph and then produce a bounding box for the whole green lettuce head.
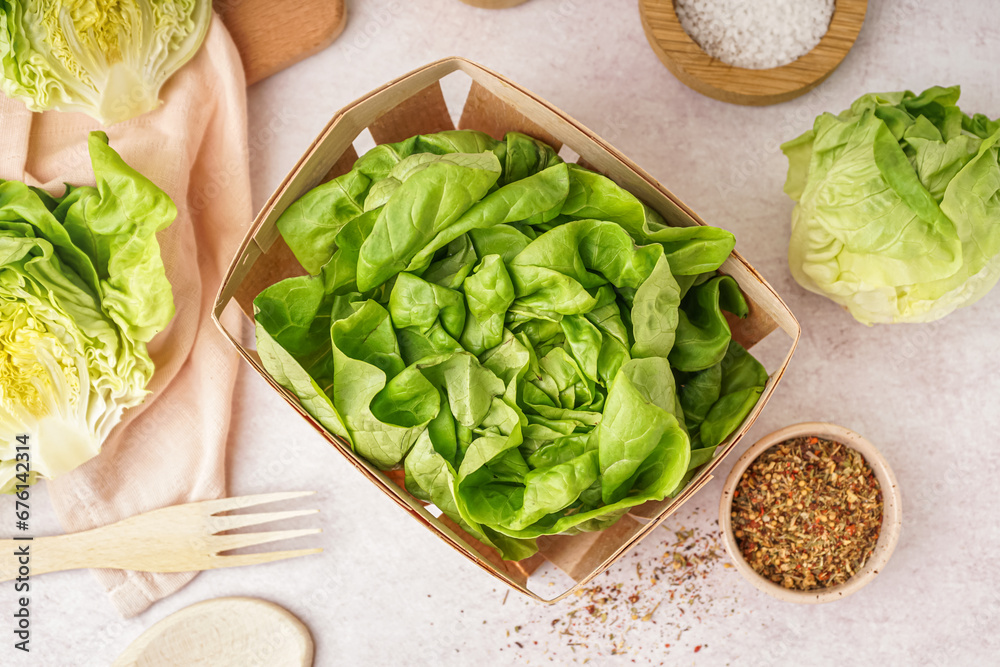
[254,130,768,559]
[0,132,176,491]
[0,0,212,125]
[782,86,1000,324]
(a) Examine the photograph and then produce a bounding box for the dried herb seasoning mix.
[731,436,883,590]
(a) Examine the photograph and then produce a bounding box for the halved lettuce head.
[782,86,1000,324]
[0,0,212,125]
[0,132,176,491]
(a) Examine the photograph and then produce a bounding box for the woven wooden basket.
[213,57,800,603]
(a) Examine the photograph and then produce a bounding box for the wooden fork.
[0,491,321,581]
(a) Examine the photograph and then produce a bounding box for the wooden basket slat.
[233,236,306,319]
[369,81,454,144]
[459,80,563,151]
[320,143,360,184]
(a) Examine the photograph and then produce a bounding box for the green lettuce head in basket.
[253,130,769,559]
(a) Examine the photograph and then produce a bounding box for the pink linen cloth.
[0,15,250,617]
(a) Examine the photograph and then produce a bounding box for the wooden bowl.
[719,422,902,603]
[639,0,868,105]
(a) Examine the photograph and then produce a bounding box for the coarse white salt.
[675,0,836,69]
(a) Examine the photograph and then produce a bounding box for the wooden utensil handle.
[0,530,117,581]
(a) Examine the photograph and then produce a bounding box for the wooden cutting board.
[217,0,347,86]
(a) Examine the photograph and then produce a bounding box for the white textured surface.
[4,0,1000,664]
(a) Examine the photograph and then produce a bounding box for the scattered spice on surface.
[731,436,883,590]
[500,507,742,662]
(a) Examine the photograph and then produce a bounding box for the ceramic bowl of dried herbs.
[719,422,902,603]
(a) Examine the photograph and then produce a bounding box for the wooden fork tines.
[0,491,322,581]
